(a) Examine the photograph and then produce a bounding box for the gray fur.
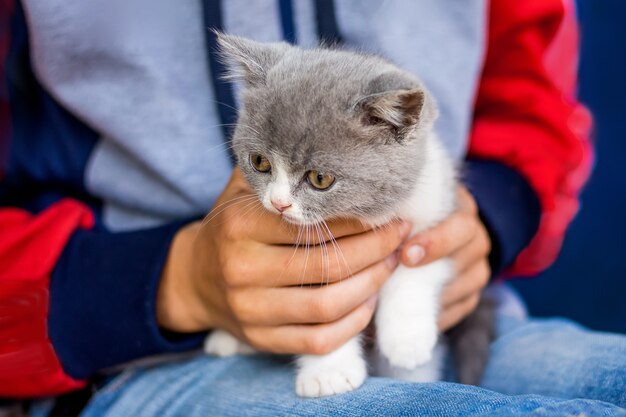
[218,33,437,224]
[217,33,492,384]
[447,297,497,385]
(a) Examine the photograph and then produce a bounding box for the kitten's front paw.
[378,322,439,369]
[204,330,255,357]
[296,358,366,397]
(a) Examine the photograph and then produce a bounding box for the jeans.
[33,286,626,416]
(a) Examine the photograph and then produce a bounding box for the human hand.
[399,186,491,331]
[157,168,412,355]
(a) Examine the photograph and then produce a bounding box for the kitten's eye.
[307,170,335,190]
[250,153,271,173]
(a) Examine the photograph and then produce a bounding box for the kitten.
[204,34,494,397]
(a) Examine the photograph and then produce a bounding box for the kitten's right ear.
[215,32,290,87]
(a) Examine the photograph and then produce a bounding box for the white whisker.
[200,194,258,227]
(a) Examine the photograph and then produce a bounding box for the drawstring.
[201,0,237,163]
[314,0,343,45]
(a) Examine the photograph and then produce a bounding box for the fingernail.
[385,251,399,269]
[366,295,378,309]
[406,245,425,266]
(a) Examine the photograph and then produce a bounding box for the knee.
[493,318,626,407]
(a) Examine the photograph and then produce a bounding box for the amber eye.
[250,153,271,173]
[307,170,335,190]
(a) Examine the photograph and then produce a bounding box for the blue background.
[512,0,626,334]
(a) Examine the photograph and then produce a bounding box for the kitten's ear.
[216,32,290,86]
[357,73,436,141]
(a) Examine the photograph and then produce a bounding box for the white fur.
[266,162,292,209]
[204,329,255,357]
[295,134,456,394]
[375,259,452,369]
[204,133,457,397]
[296,336,367,397]
[261,159,306,222]
[372,339,448,382]
[372,134,456,381]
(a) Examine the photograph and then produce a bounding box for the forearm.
[157,221,215,333]
[468,0,592,276]
[463,160,541,276]
[49,219,205,381]
[0,200,92,397]
[0,199,206,397]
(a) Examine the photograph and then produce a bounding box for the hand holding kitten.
[157,168,411,354]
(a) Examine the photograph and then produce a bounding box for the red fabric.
[470,0,593,276]
[0,0,92,398]
[0,199,94,397]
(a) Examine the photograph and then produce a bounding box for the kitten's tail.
[446,295,497,386]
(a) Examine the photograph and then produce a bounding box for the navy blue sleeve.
[48,222,205,379]
[463,159,541,276]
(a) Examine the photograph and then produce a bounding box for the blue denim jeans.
[33,286,626,416]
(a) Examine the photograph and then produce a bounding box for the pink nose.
[271,200,292,213]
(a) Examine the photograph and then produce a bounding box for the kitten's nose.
[271,199,292,213]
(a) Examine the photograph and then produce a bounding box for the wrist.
[157,221,211,332]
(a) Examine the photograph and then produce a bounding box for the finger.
[230,254,398,325]
[438,293,481,332]
[399,185,481,268]
[457,185,478,215]
[400,211,479,267]
[274,221,410,285]
[243,297,377,355]
[215,196,378,245]
[440,260,490,308]
[227,221,410,287]
[254,216,378,245]
[449,224,491,275]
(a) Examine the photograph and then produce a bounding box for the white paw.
[204,330,255,357]
[378,322,439,369]
[374,341,446,382]
[296,363,366,398]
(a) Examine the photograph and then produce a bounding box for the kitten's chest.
[395,139,457,234]
[397,188,455,235]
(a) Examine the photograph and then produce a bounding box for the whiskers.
[193,194,264,260]
[200,195,353,291]
[318,216,353,283]
[278,216,352,289]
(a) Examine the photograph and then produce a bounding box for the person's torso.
[9,0,486,230]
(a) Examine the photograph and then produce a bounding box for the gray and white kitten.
[204,34,493,397]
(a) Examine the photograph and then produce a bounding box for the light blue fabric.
[19,0,485,231]
[38,286,621,417]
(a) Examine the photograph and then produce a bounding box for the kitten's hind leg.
[296,335,367,397]
[204,329,255,357]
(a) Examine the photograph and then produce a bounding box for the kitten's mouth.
[280,212,306,225]
[278,211,321,227]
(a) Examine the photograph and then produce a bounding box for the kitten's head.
[218,33,438,225]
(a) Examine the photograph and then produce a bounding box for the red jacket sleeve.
[0,200,94,397]
[1,0,91,397]
[469,0,593,276]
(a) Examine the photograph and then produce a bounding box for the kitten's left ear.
[216,32,290,87]
[357,73,437,141]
